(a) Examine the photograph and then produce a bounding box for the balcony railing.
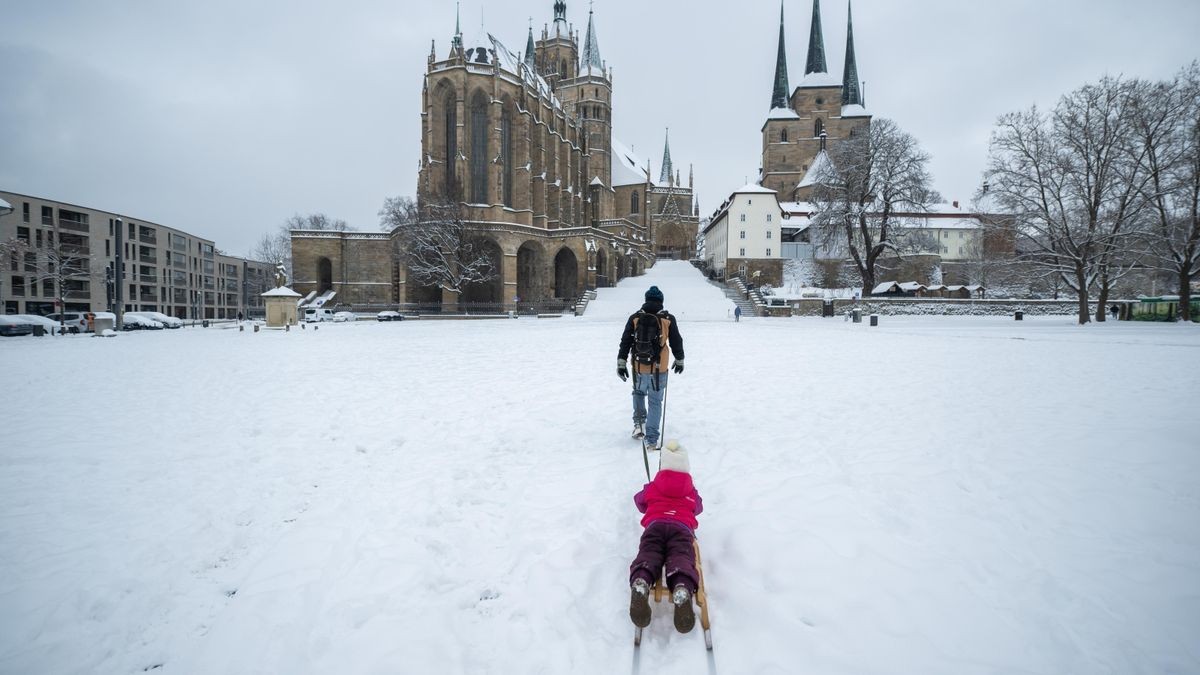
[62,244,90,256]
[139,292,158,302]
[139,274,158,284]
[172,258,186,269]
[139,255,157,264]
[139,233,158,245]
[64,289,90,300]
[59,219,90,234]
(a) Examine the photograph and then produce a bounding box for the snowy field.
[1,261,1198,675]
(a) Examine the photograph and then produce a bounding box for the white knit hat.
[658,439,690,474]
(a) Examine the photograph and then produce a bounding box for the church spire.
[771,1,790,109]
[451,1,463,52]
[659,129,674,185]
[804,0,827,75]
[525,20,537,69]
[581,4,602,71]
[842,0,862,105]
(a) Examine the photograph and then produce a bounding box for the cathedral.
[760,0,871,201]
[291,2,699,310]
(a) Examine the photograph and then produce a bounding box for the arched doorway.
[554,247,578,299]
[318,257,333,293]
[460,238,504,306]
[616,255,627,282]
[595,248,609,288]
[517,241,547,302]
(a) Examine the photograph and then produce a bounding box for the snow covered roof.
[841,104,870,118]
[871,282,900,294]
[798,71,841,88]
[611,137,652,187]
[767,107,800,120]
[797,150,835,189]
[459,33,561,110]
[899,282,926,292]
[732,183,777,195]
[262,286,302,298]
[0,197,12,211]
[589,176,605,187]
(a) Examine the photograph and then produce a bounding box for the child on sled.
[628,439,703,633]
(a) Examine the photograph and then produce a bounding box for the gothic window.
[501,102,514,207]
[469,91,489,203]
[559,60,566,77]
[631,191,640,214]
[814,118,824,138]
[781,127,788,142]
[442,89,457,196]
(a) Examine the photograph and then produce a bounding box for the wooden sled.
[634,538,713,650]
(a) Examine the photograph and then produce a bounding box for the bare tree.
[1135,62,1200,321]
[378,196,419,233]
[249,212,353,279]
[810,118,939,294]
[985,77,1148,324]
[2,226,99,329]
[385,200,497,294]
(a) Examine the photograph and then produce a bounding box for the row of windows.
[736,248,773,257]
[778,119,825,143]
[738,230,773,239]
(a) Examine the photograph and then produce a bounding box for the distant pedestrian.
[734,306,741,322]
[1109,305,1119,320]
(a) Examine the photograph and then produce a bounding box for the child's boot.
[672,585,695,633]
[630,578,651,627]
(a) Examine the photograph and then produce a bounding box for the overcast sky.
[1,0,1196,256]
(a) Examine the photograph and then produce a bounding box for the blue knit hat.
[645,286,664,303]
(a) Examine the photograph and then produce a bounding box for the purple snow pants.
[629,520,698,593]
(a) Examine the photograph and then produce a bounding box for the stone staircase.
[709,277,762,317]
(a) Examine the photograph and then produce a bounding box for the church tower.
[760,0,871,201]
[536,1,579,91]
[553,3,613,222]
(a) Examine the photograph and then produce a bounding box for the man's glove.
[617,359,628,382]
[672,360,684,374]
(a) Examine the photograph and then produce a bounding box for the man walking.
[617,286,684,448]
[734,305,741,322]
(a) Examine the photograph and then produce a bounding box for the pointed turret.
[770,1,790,109]
[581,6,602,71]
[553,0,567,34]
[525,21,537,69]
[842,1,862,106]
[804,0,827,75]
[659,129,674,185]
[452,1,463,53]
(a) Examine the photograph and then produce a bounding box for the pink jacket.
[634,470,703,531]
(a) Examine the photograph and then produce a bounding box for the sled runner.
[634,538,713,650]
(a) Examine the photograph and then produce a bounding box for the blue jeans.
[632,372,668,444]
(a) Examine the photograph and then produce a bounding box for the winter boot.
[631,422,646,440]
[630,578,651,628]
[672,585,695,634]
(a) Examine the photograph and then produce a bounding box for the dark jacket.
[618,301,684,373]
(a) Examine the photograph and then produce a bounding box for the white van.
[303,308,334,323]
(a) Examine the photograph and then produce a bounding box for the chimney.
[953,200,959,209]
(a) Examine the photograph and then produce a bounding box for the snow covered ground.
[1,260,1198,675]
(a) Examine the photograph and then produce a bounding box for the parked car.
[376,311,403,322]
[122,313,164,330]
[45,311,91,333]
[12,314,66,335]
[332,311,356,323]
[0,316,35,337]
[303,308,334,323]
[127,311,182,329]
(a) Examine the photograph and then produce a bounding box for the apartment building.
[1,190,274,319]
[702,184,785,285]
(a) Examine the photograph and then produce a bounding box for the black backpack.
[632,311,665,367]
